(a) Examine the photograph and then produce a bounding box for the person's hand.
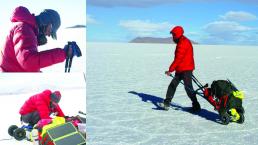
[165,71,172,76]
[63,41,82,58]
[63,44,72,57]
[36,119,52,129]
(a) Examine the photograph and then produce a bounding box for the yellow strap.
[53,132,78,142]
[232,91,244,100]
[230,108,240,122]
[29,132,34,143]
[41,117,66,137]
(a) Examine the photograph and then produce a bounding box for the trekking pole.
[65,42,73,73]
[79,111,86,116]
[65,57,69,72]
[67,56,73,73]
[65,57,73,73]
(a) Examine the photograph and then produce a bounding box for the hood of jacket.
[10,6,37,28]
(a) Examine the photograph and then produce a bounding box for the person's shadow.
[128,91,221,124]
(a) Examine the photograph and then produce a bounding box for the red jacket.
[169,35,195,72]
[19,90,65,119]
[0,6,65,72]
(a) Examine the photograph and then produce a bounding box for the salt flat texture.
[87,42,258,145]
[0,73,86,145]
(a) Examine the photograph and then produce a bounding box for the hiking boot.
[158,99,170,111]
[189,102,201,113]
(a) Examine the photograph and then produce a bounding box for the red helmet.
[170,26,184,39]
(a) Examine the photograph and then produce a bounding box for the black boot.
[160,99,170,111]
[189,102,201,113]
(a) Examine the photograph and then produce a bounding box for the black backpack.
[210,80,236,98]
[211,80,243,113]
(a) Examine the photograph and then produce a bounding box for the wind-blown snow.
[87,42,258,145]
[0,73,86,145]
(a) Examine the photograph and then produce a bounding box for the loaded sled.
[8,111,86,144]
[169,74,245,125]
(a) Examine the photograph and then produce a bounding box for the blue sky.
[0,0,86,40]
[87,0,258,45]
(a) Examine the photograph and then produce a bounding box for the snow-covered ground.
[0,73,86,145]
[87,42,258,145]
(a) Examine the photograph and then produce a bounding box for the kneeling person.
[19,90,65,126]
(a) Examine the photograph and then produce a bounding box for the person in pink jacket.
[19,90,65,126]
[0,6,78,72]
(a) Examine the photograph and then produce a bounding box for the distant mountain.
[66,25,86,29]
[129,37,198,44]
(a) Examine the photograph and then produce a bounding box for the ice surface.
[87,42,258,145]
[0,73,86,145]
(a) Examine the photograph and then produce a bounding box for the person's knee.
[21,111,40,125]
[185,88,195,97]
[21,116,28,123]
[185,85,193,92]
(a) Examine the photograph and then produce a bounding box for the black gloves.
[63,41,82,58]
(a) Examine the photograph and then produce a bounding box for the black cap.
[36,9,61,39]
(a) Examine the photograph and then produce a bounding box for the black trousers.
[165,71,198,104]
[21,111,40,126]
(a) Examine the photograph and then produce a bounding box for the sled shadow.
[128,91,221,124]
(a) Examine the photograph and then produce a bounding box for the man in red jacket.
[0,6,79,72]
[19,90,65,126]
[162,26,201,112]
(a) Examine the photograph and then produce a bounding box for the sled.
[167,73,245,125]
[8,111,86,144]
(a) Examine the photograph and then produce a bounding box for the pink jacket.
[0,6,66,72]
[19,90,65,119]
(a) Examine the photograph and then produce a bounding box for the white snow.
[86,42,258,145]
[0,73,86,145]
